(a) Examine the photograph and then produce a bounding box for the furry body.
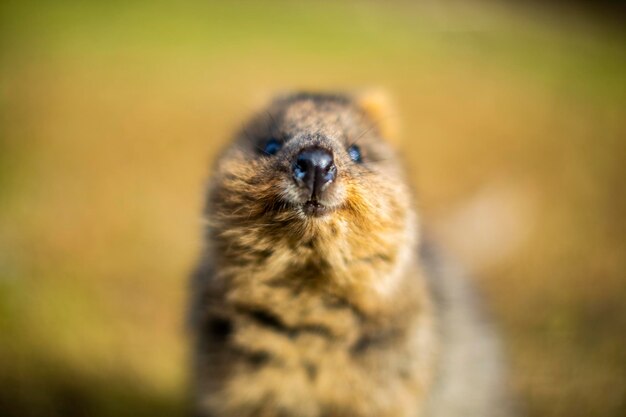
[189,93,511,417]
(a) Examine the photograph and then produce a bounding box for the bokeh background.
[0,1,624,416]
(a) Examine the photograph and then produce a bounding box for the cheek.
[277,176,303,204]
[213,159,283,204]
[325,181,347,207]
[346,170,405,211]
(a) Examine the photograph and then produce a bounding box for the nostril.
[293,157,309,181]
[323,163,337,181]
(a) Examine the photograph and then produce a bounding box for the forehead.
[275,98,367,139]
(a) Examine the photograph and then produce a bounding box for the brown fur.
[188,92,510,417]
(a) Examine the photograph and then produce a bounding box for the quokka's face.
[209,93,406,226]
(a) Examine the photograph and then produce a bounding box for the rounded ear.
[353,89,399,143]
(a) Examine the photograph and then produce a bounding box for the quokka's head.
[206,92,413,243]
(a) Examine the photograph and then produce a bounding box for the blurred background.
[0,1,624,416]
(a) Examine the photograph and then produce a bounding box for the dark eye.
[262,138,282,155]
[347,144,363,163]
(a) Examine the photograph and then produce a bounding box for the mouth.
[302,200,333,217]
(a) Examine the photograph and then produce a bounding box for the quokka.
[189,92,514,417]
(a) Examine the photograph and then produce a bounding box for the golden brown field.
[0,1,624,416]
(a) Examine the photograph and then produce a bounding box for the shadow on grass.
[0,355,185,417]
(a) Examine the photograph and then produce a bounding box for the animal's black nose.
[293,148,336,199]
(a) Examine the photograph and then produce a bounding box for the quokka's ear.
[353,89,399,143]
